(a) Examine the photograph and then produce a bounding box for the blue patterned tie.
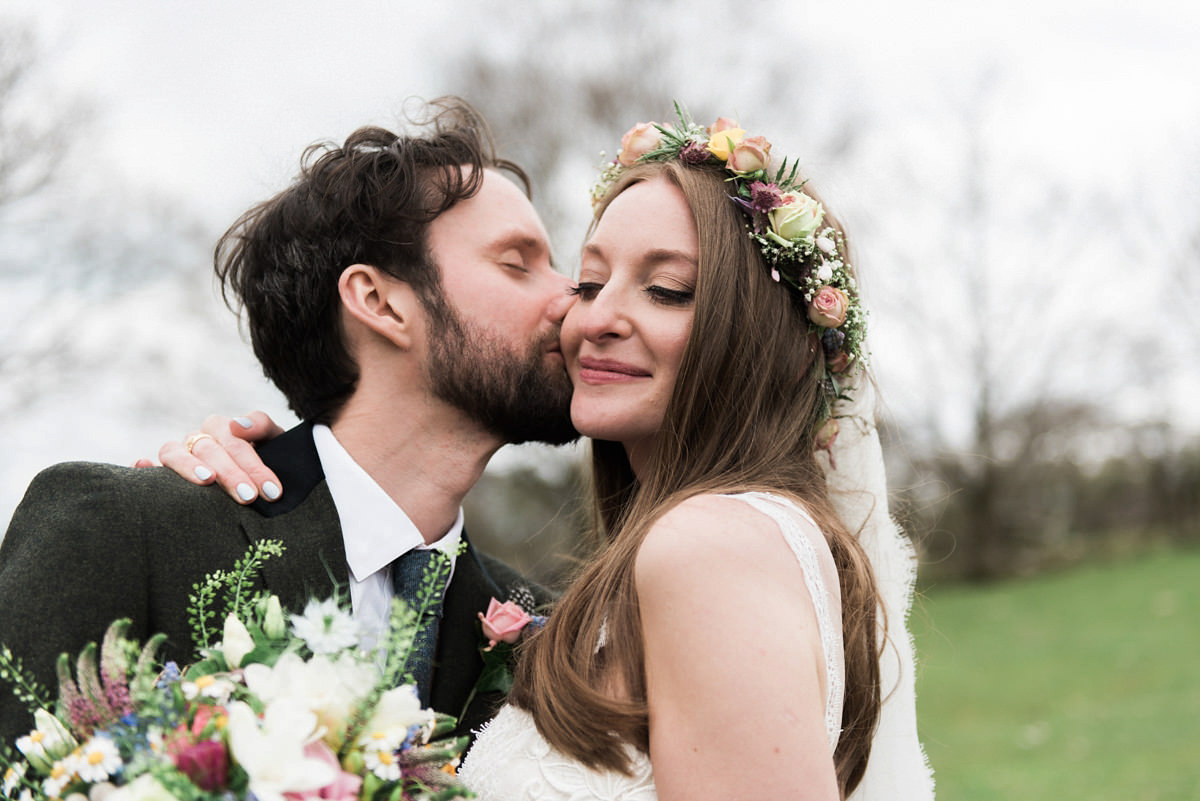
[390,548,450,706]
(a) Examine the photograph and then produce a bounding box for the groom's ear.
[337,263,422,351]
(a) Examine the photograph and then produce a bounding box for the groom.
[0,98,576,745]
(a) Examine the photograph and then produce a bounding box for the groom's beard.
[424,298,577,446]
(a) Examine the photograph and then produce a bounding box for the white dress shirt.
[311,424,463,650]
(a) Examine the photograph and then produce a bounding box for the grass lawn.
[911,546,1200,801]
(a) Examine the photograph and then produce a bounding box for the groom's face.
[420,168,577,445]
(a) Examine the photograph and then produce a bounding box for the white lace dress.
[458,492,844,800]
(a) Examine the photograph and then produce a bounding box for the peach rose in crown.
[617,122,663,166]
[815,417,840,450]
[808,286,849,328]
[727,135,771,174]
[479,598,533,648]
[706,117,746,161]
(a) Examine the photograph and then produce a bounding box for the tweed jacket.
[0,423,547,746]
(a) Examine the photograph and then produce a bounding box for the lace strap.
[725,492,844,751]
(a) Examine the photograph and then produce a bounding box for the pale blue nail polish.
[234,417,254,429]
[194,465,213,481]
[236,483,256,502]
[262,481,281,501]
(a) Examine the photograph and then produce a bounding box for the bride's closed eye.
[645,285,693,306]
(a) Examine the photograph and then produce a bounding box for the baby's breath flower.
[290,598,361,654]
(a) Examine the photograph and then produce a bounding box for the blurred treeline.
[3,7,1198,587]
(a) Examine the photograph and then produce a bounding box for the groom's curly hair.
[214,96,529,422]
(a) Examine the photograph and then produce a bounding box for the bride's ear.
[337,264,421,350]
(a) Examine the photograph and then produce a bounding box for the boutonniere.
[464,593,546,712]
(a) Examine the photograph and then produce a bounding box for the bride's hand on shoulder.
[141,411,285,504]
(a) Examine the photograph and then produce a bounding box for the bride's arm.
[636,494,838,801]
[153,411,285,503]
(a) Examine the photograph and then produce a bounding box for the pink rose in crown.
[708,116,739,135]
[617,122,663,166]
[727,135,771,174]
[826,348,852,374]
[479,598,533,648]
[815,417,840,450]
[808,286,849,328]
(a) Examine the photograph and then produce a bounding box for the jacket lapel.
[238,423,349,609]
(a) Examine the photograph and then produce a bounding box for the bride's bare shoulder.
[635,493,814,590]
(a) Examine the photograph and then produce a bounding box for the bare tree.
[865,69,1157,579]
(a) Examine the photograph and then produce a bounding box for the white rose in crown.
[767,191,825,246]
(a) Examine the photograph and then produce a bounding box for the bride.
[160,107,933,799]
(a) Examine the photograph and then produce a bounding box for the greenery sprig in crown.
[592,103,868,420]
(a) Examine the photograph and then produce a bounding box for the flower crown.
[592,103,868,386]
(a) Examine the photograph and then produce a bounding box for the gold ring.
[185,433,215,454]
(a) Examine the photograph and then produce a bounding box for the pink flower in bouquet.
[808,286,849,328]
[285,742,362,801]
[189,702,227,739]
[727,135,771,174]
[617,122,663,166]
[479,598,533,648]
[172,739,229,792]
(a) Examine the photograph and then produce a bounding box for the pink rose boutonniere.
[478,599,534,650]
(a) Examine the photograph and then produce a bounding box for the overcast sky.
[10,0,1198,230]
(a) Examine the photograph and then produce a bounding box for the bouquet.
[0,540,472,801]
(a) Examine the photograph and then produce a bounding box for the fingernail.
[236,483,256,502]
[194,465,213,481]
[234,416,254,429]
[262,481,281,501]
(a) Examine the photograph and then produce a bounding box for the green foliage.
[0,644,52,712]
[187,540,285,652]
[913,547,1200,800]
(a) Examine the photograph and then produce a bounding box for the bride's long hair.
[510,160,882,796]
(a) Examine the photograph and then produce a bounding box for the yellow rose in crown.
[706,117,746,161]
[617,122,664,166]
[768,191,825,246]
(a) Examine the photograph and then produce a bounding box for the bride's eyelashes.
[645,285,693,306]
[567,282,694,306]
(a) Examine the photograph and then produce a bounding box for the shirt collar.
[311,424,464,582]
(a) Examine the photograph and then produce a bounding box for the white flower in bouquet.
[3,763,26,796]
[225,699,337,801]
[180,673,236,702]
[72,736,122,783]
[103,773,181,801]
[242,650,378,749]
[290,598,361,654]
[218,612,256,668]
[16,709,76,772]
[362,684,431,740]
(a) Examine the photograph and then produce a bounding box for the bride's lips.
[577,356,650,384]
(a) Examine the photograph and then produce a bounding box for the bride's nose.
[576,286,632,342]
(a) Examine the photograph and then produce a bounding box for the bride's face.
[561,177,698,468]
